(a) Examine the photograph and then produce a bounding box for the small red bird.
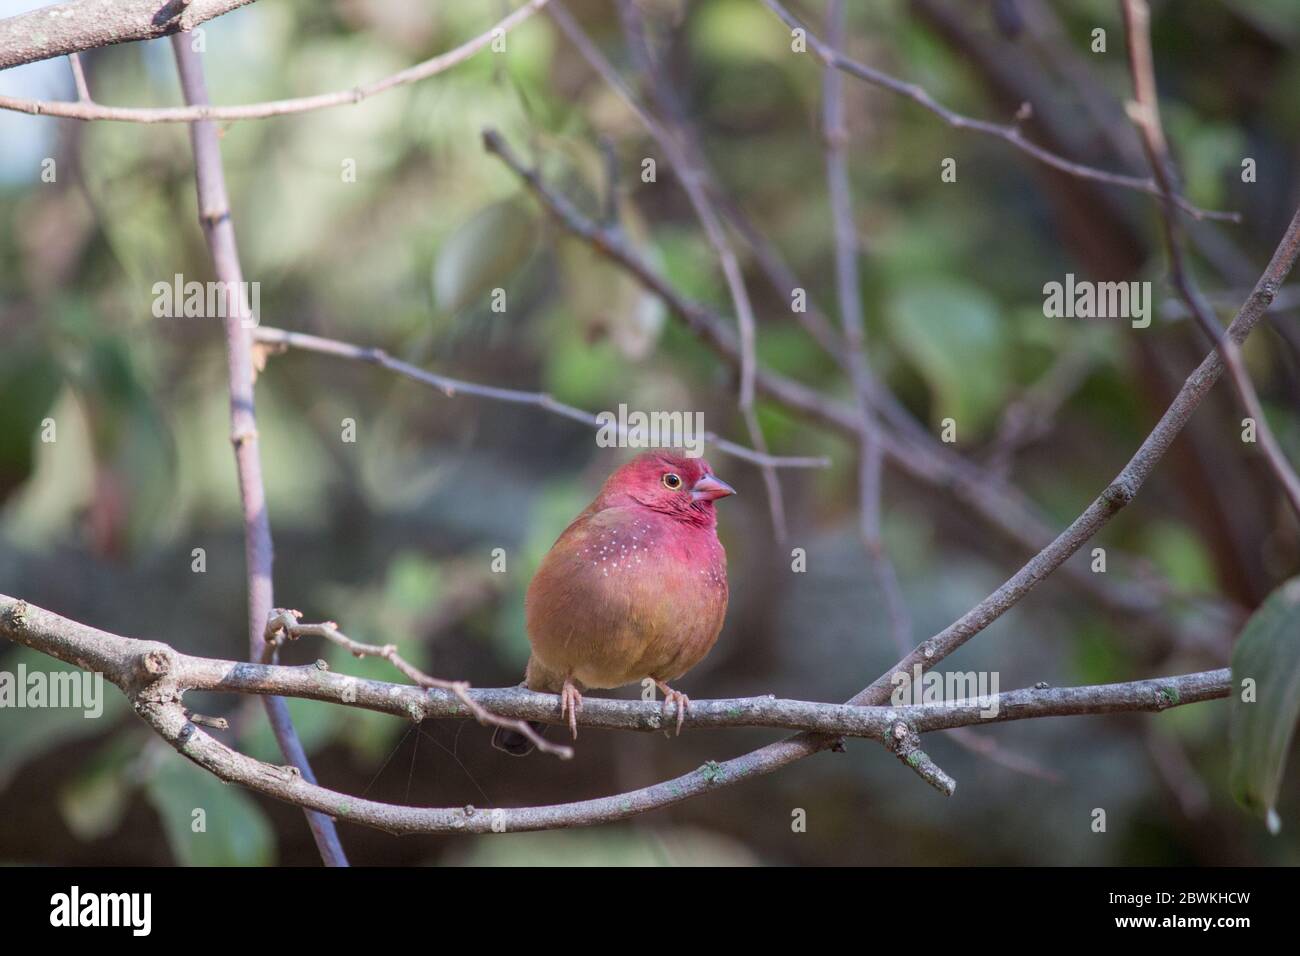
[493,451,735,755]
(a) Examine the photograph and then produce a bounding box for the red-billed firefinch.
[493,451,734,755]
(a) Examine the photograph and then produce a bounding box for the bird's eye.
[662,473,682,490]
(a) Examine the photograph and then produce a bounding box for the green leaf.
[1230,577,1300,833]
[145,754,276,866]
[432,197,538,315]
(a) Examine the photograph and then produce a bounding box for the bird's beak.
[691,474,736,501]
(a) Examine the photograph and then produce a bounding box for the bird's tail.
[494,658,564,755]
[491,720,548,757]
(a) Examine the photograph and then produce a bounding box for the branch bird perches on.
[0,595,1231,830]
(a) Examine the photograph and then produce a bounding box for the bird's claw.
[559,680,584,740]
[656,681,690,736]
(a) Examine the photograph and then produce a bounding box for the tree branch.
[0,1,550,123]
[0,0,257,71]
[759,0,1237,223]
[851,202,1300,709]
[265,610,570,759]
[821,0,911,657]
[67,52,91,103]
[249,326,829,471]
[1120,0,1300,521]
[0,594,1230,831]
[171,36,347,866]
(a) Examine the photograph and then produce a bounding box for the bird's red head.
[597,451,735,526]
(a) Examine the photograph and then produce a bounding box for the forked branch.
[0,595,1230,829]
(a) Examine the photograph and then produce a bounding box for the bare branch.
[710,189,850,364]
[1144,724,1211,818]
[941,727,1062,783]
[0,594,1230,832]
[0,0,258,71]
[759,0,1238,223]
[266,611,569,759]
[885,720,956,795]
[821,0,911,656]
[171,36,346,866]
[192,658,1230,737]
[67,53,91,103]
[1120,0,1300,521]
[480,128,854,430]
[249,326,828,471]
[0,1,550,123]
[739,406,789,541]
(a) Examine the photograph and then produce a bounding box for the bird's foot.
[559,679,584,740]
[655,680,691,736]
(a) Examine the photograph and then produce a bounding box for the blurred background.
[1,0,1299,865]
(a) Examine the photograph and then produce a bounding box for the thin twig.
[0,1,551,123]
[1121,0,1300,521]
[265,610,571,760]
[885,720,956,795]
[171,36,347,867]
[182,709,230,731]
[709,187,850,364]
[67,53,91,104]
[741,406,790,541]
[821,0,911,655]
[941,727,1062,783]
[1161,285,1300,320]
[250,325,829,471]
[1143,724,1210,818]
[760,0,1238,223]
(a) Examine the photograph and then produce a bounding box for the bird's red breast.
[523,451,734,692]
